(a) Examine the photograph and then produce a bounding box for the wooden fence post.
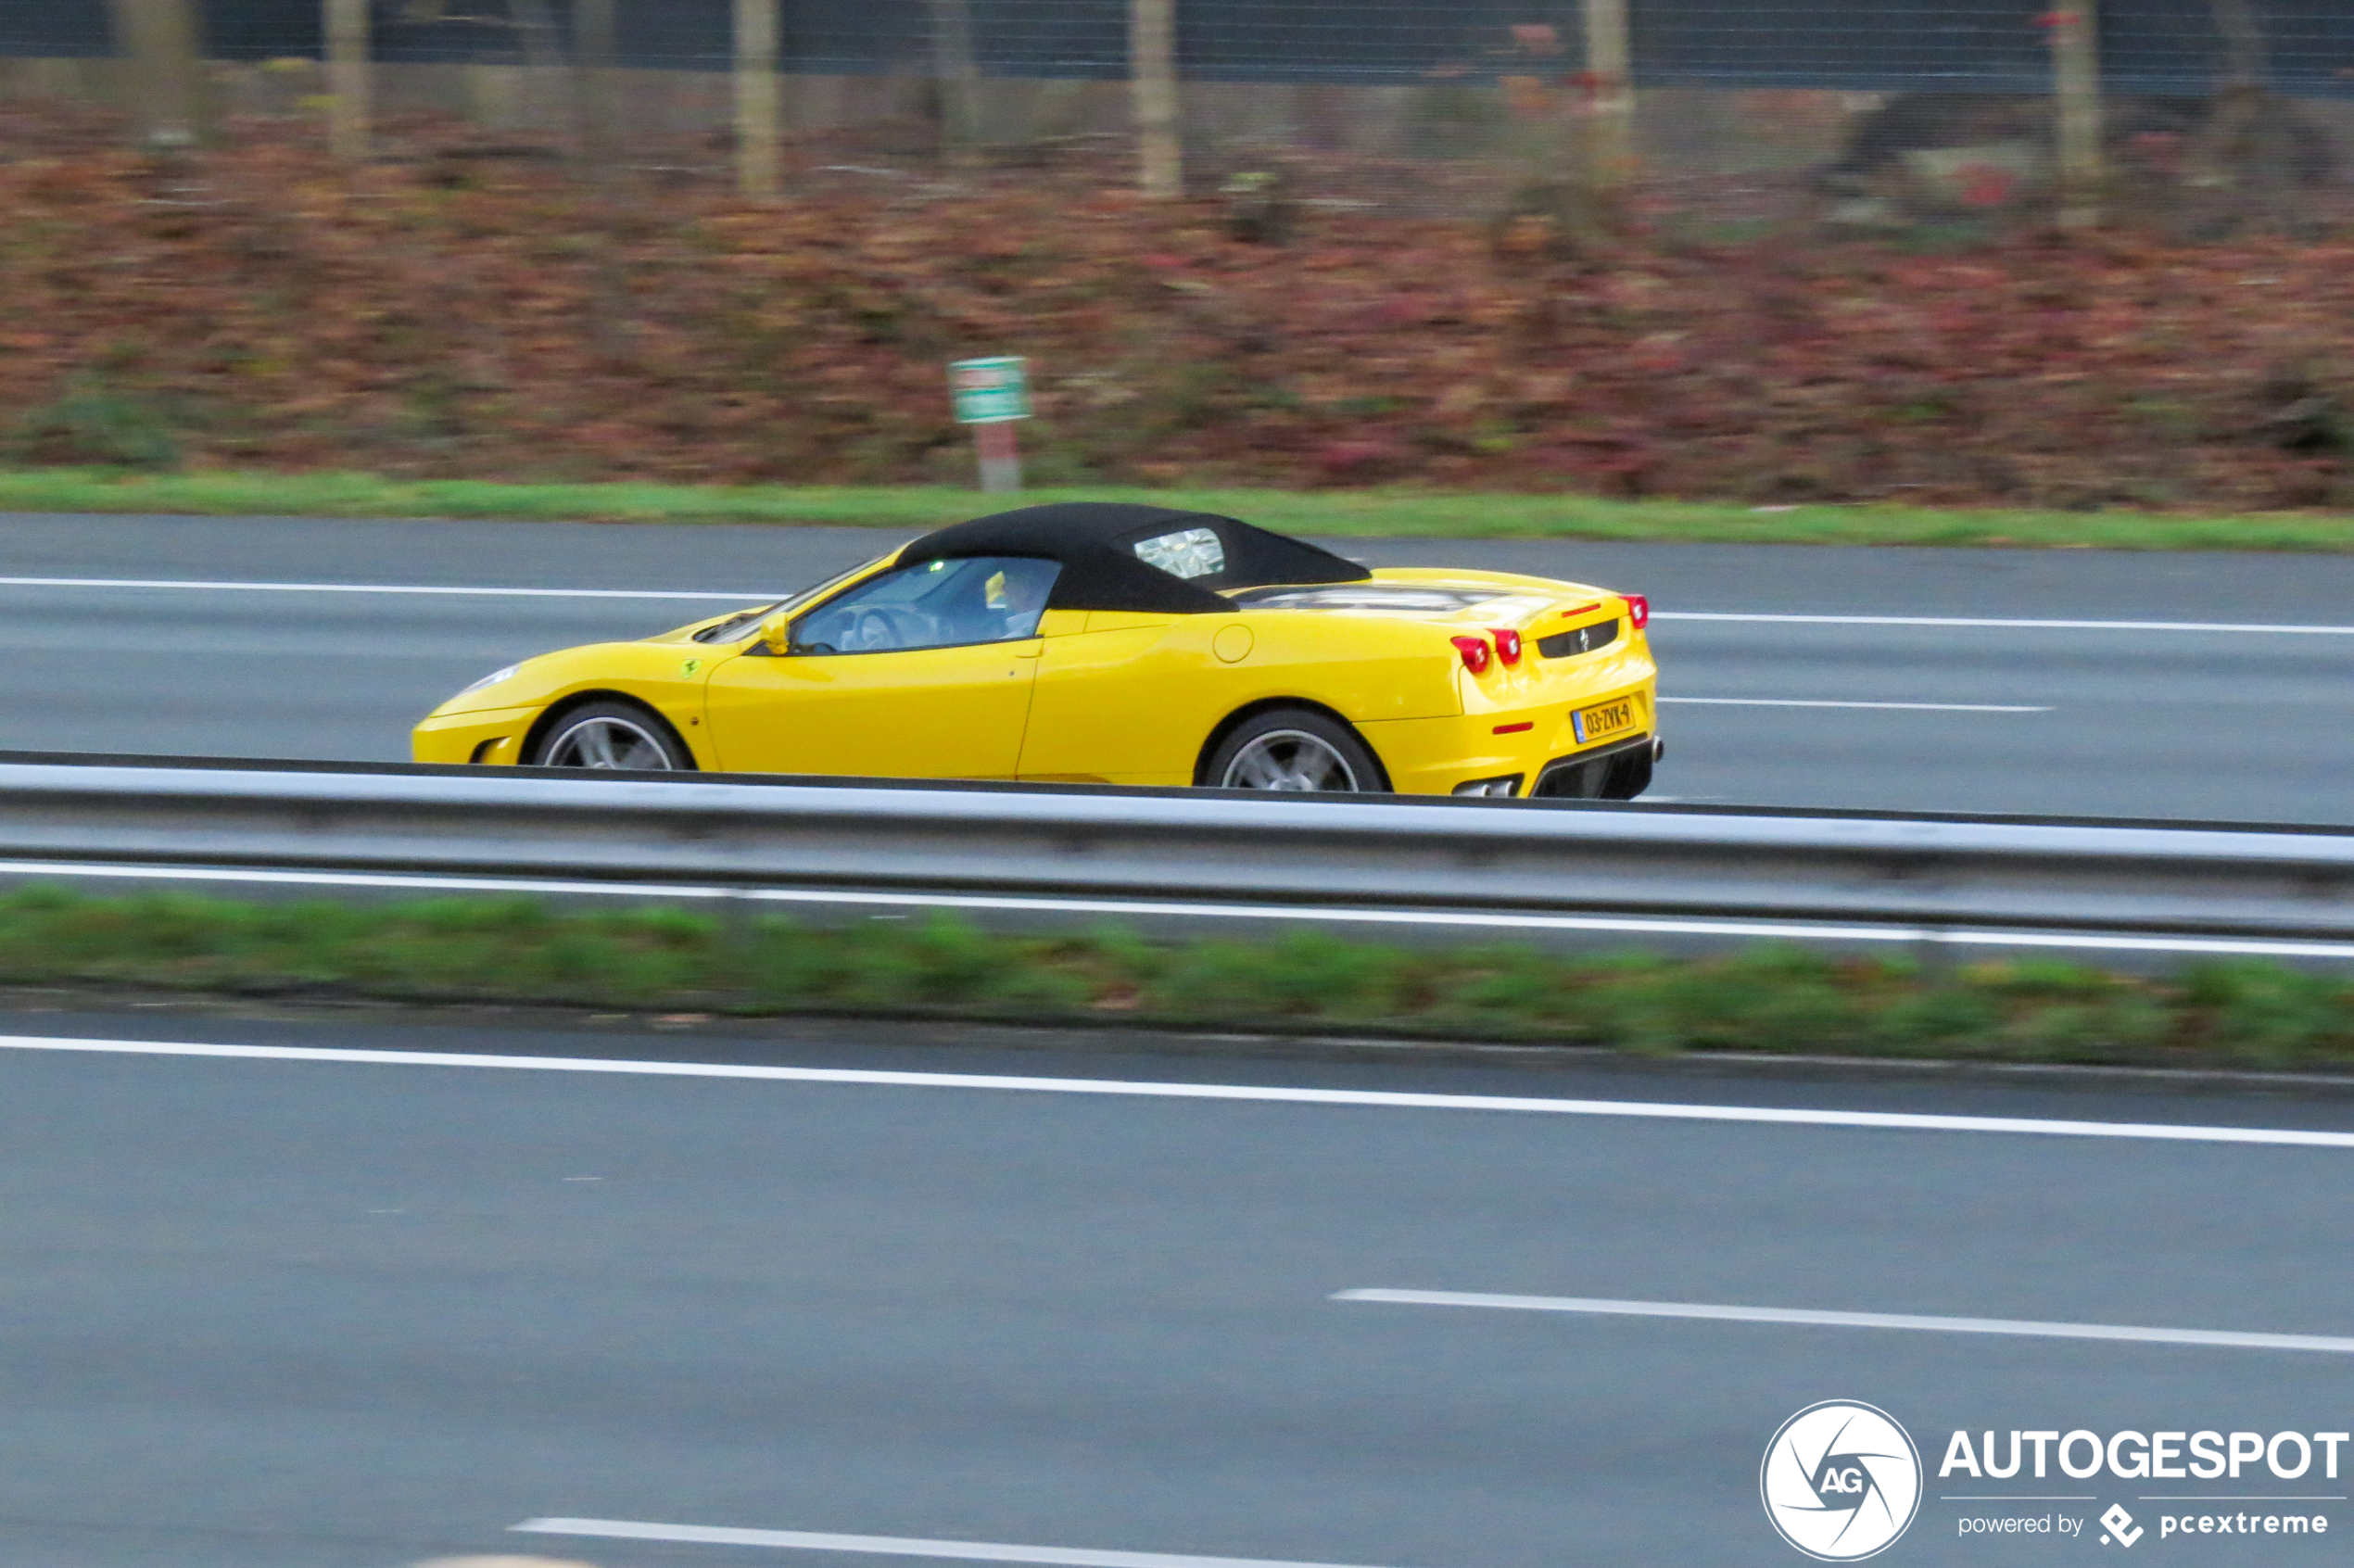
[1579,0,1633,189]
[573,0,619,168]
[324,0,370,160]
[1130,0,1181,199]
[105,0,207,149]
[927,0,982,166]
[2050,5,2103,229]
[733,0,782,200]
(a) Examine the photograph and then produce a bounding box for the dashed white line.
[1659,698,2052,712]
[4,1034,2353,1147]
[515,1519,1403,1568]
[1331,1290,2354,1354]
[6,858,2354,959]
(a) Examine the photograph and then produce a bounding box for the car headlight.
[455,664,519,698]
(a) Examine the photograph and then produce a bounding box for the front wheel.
[1203,708,1385,792]
[528,701,694,771]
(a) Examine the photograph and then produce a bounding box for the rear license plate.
[1572,698,1636,744]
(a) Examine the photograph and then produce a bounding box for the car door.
[703,556,1060,778]
[1019,612,1237,784]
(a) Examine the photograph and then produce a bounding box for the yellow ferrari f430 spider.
[413,503,1660,799]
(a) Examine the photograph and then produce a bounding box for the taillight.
[1624,594,1651,629]
[1489,627,1523,664]
[1450,634,1492,674]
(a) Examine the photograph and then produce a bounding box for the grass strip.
[9,467,2354,550]
[5,886,2351,1070]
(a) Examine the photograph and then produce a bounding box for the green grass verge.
[10,467,2354,550]
[6,886,2351,1069]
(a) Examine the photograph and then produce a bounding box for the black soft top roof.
[896,502,1370,614]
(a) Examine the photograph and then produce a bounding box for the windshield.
[691,550,905,643]
[791,556,1061,653]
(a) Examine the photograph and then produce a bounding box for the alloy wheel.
[1220,730,1361,791]
[539,715,676,770]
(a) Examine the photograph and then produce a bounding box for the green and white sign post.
[948,355,1031,494]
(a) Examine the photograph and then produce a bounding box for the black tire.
[1202,707,1386,793]
[527,700,695,771]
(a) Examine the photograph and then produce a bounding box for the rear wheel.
[529,701,692,771]
[1205,708,1384,792]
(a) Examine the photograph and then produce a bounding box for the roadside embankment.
[12,469,2354,550]
[4,886,2348,1070]
[7,106,2354,517]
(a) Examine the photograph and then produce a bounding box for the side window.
[791,557,1061,655]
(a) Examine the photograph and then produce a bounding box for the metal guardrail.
[1,752,2352,946]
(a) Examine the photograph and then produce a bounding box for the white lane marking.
[1656,612,2354,636]
[8,858,2354,959]
[0,575,760,601]
[516,1519,1401,1568]
[0,858,743,897]
[1,580,2349,636]
[1659,698,2052,712]
[6,859,2354,959]
[5,1034,2354,1147]
[1332,1289,2354,1355]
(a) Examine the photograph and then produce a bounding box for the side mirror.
[759,611,795,654]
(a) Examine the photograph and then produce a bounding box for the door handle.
[1012,644,1044,659]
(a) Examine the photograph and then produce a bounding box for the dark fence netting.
[1,6,111,57]
[1638,0,2354,96]
[14,1,2351,94]
[6,0,2350,241]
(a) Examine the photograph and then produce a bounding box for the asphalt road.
[4,512,2353,821]
[2,1011,2350,1568]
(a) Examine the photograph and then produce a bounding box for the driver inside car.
[792,556,1060,654]
[979,561,1054,640]
[906,558,1057,647]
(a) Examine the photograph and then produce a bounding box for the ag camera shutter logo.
[1762,1400,1923,1560]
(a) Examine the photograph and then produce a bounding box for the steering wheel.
[848,608,897,651]
[847,604,935,651]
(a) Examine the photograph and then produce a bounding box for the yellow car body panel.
[411,531,1659,799]
[411,703,544,767]
[1365,679,1655,795]
[411,638,721,767]
[1020,606,1469,785]
[706,635,1044,778]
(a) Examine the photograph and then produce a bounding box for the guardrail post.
[732,0,782,200]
